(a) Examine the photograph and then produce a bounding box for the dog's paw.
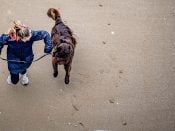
[53,72,58,77]
[64,76,69,84]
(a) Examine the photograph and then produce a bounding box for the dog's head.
[53,43,73,59]
[47,8,60,20]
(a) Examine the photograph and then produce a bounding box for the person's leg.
[21,70,26,75]
[10,73,19,84]
[20,70,29,85]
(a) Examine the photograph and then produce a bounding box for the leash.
[0,53,51,63]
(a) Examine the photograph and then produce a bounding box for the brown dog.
[47,8,77,84]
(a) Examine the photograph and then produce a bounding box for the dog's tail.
[47,8,60,20]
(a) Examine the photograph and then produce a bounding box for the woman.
[0,21,52,86]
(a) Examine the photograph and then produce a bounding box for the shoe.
[20,73,29,85]
[7,75,12,85]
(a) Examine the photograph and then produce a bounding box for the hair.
[16,28,30,38]
[12,20,30,38]
[7,20,31,41]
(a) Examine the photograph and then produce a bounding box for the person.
[0,20,52,86]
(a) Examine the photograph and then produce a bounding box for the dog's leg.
[52,58,58,77]
[64,63,72,84]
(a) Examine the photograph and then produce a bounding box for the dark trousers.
[10,70,26,84]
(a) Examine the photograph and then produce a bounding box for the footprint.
[119,70,123,74]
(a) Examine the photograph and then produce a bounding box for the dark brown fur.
[47,8,77,84]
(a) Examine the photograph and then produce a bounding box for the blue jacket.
[0,30,52,74]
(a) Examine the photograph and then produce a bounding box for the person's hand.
[44,48,52,55]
